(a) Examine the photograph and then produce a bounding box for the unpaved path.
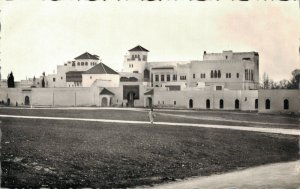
[150,160,300,189]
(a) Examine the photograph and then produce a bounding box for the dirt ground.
[0,108,299,188]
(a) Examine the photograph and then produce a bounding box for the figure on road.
[149,107,155,124]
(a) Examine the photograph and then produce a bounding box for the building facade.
[0,45,299,114]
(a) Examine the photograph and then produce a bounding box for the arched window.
[283,99,289,110]
[255,99,258,109]
[81,62,84,66]
[219,99,224,109]
[85,62,88,66]
[189,99,193,108]
[210,70,213,78]
[235,99,239,109]
[72,62,75,67]
[206,99,210,109]
[218,70,221,78]
[77,62,80,66]
[265,99,270,109]
[25,96,30,105]
[214,70,217,78]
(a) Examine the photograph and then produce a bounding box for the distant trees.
[287,70,300,89]
[260,70,300,89]
[7,72,15,88]
[261,72,270,89]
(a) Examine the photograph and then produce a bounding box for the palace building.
[0,45,299,114]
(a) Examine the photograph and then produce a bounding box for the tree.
[33,76,36,87]
[42,72,45,88]
[278,79,289,89]
[42,77,45,88]
[7,72,15,88]
[260,72,270,89]
[269,79,279,89]
[287,70,300,89]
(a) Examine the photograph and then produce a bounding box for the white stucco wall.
[152,88,258,111]
[258,89,300,114]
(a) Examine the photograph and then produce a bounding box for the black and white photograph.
[0,0,299,188]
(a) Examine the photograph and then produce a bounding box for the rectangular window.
[167,74,170,81]
[203,73,205,78]
[155,75,159,82]
[161,75,165,82]
[216,86,222,90]
[173,74,177,81]
[180,76,186,80]
[143,55,147,61]
[53,78,56,82]
[174,101,176,105]
[193,74,195,79]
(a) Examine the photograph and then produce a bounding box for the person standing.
[149,107,155,124]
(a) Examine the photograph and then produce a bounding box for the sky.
[0,1,299,82]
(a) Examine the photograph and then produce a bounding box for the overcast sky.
[0,1,299,82]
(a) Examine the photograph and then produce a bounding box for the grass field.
[1,108,299,188]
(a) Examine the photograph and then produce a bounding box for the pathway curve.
[149,160,300,189]
[0,114,299,136]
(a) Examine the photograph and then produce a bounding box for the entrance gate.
[25,96,30,105]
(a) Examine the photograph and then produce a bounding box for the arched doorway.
[189,99,193,108]
[255,99,258,109]
[146,97,152,108]
[235,99,240,109]
[101,97,108,107]
[219,99,224,109]
[284,99,289,110]
[265,99,270,109]
[25,96,30,105]
[127,92,135,107]
[206,99,210,109]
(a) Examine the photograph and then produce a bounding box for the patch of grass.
[1,117,299,188]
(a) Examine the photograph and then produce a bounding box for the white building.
[1,45,299,114]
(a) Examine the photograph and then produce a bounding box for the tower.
[123,45,149,74]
